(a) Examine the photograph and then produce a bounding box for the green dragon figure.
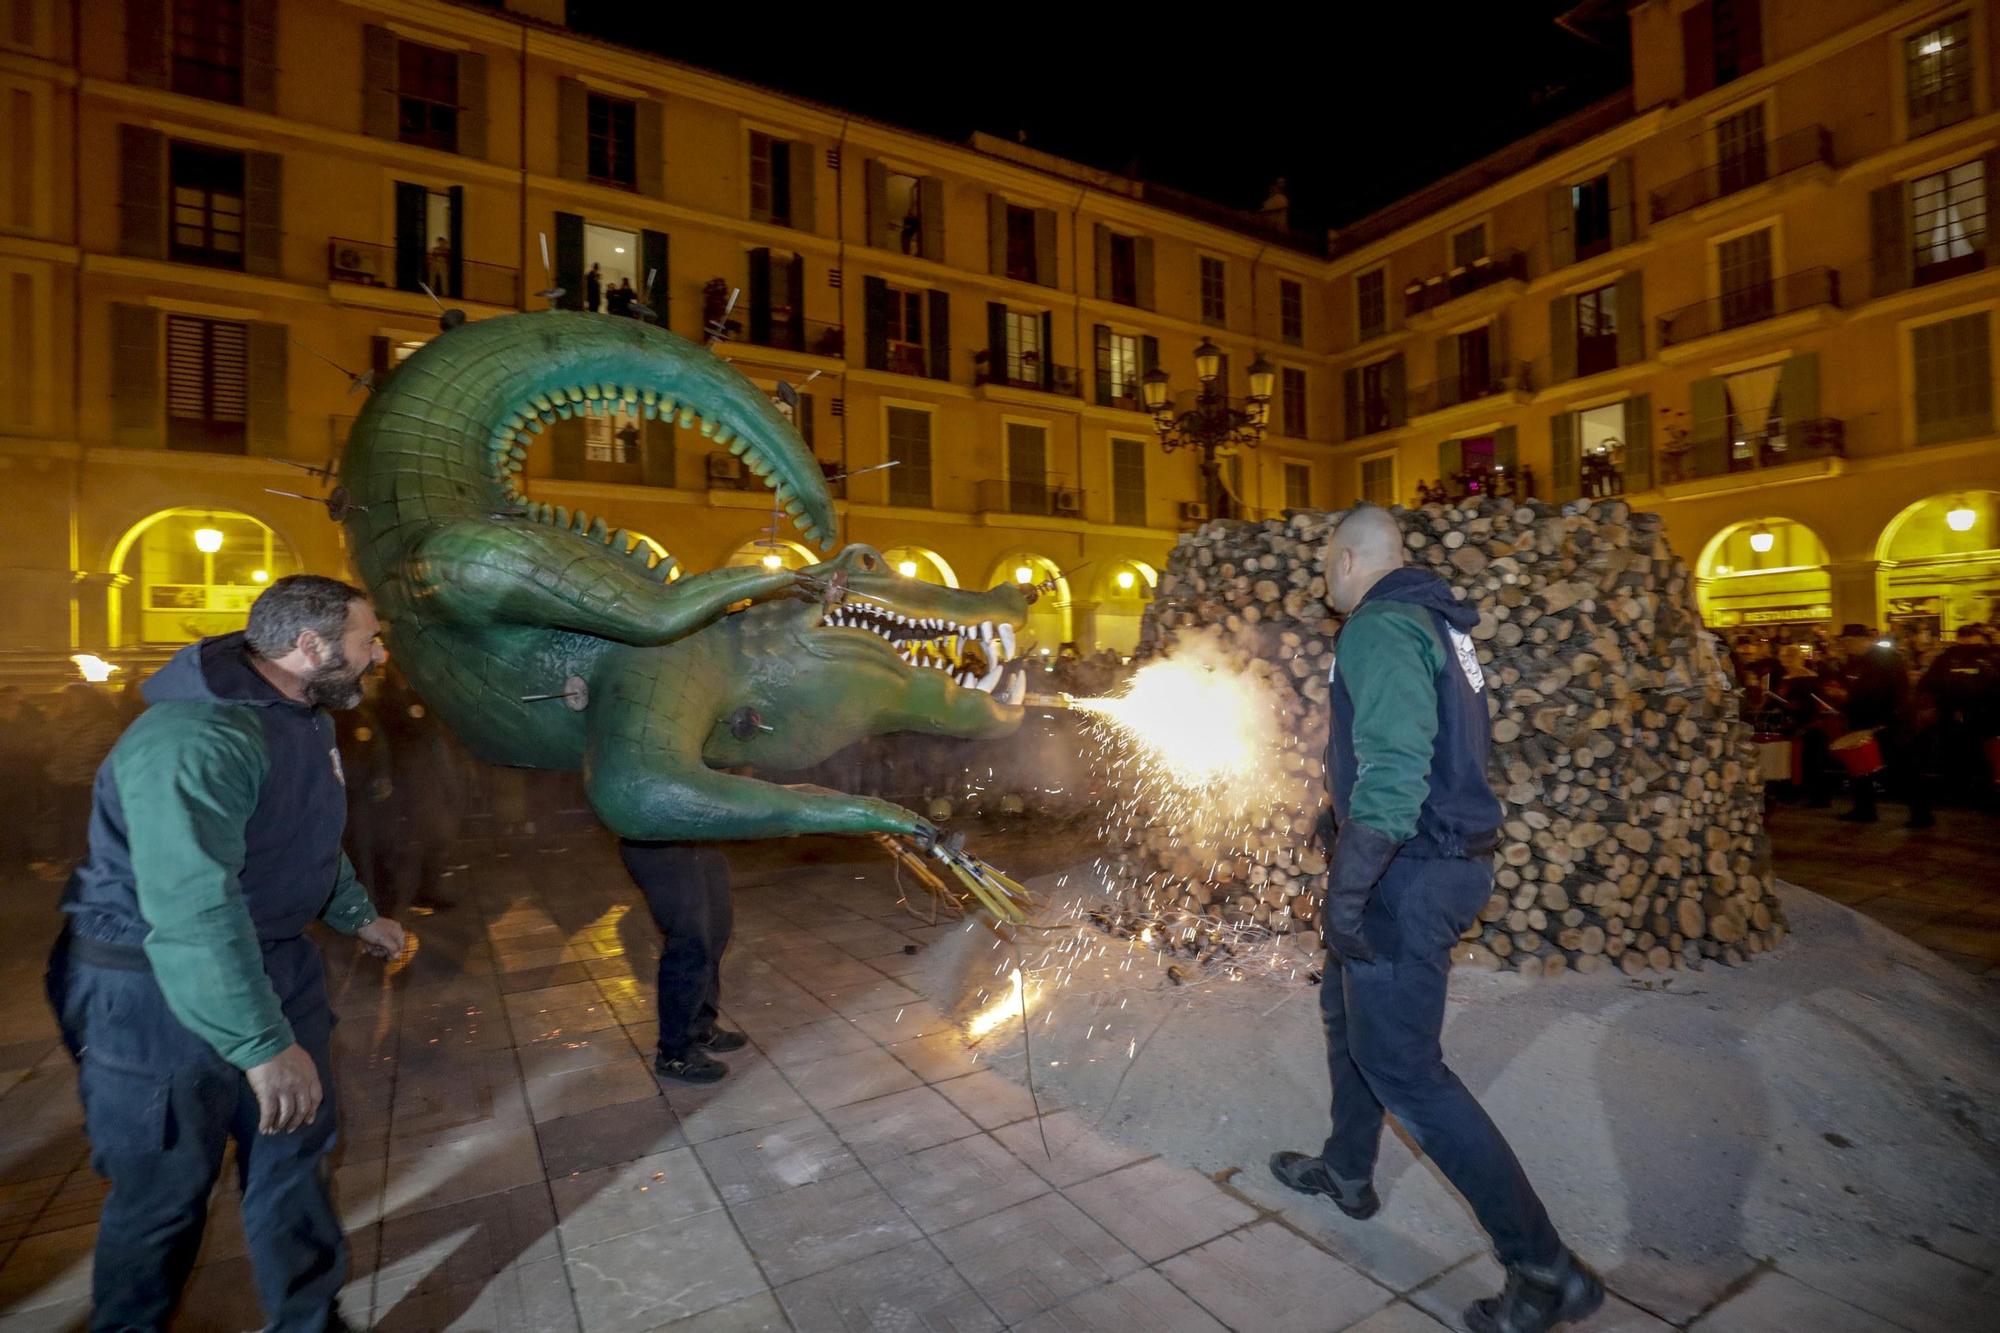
[337,311,1029,842]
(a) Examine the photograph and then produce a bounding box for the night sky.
[563,3,1631,240]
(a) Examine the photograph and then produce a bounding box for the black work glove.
[1324,821,1401,964]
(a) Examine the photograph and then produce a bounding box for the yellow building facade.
[0,0,1336,676]
[1325,0,2000,643]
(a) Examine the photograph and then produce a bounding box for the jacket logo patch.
[330,746,346,787]
[1449,628,1485,692]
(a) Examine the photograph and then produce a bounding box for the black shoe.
[1465,1250,1605,1333]
[654,1049,727,1084]
[695,1026,748,1053]
[1267,1151,1380,1219]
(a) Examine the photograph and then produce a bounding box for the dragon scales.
[338,311,1030,843]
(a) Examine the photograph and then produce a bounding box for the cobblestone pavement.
[0,820,1991,1330]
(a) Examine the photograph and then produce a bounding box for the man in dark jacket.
[1831,625,1930,827]
[47,575,404,1332]
[1271,506,1601,1333]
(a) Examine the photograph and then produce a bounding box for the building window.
[881,170,925,255]
[1912,312,1992,445]
[1359,358,1394,434]
[1200,256,1227,326]
[1717,228,1774,328]
[169,142,244,269]
[1006,422,1048,514]
[1280,279,1304,345]
[1360,454,1396,506]
[1004,309,1042,383]
[1284,462,1312,508]
[396,40,458,153]
[884,285,928,377]
[1281,367,1308,437]
[170,0,243,105]
[749,132,791,226]
[1713,105,1768,195]
[1112,437,1147,526]
[1575,283,1618,376]
[1108,232,1139,306]
[886,405,933,506]
[583,411,642,465]
[1575,402,1628,496]
[587,94,637,190]
[1355,268,1386,340]
[1105,332,1141,406]
[1450,223,1488,269]
[1456,326,1493,397]
[1906,13,1973,137]
[1005,205,1039,283]
[1912,160,1987,284]
[1572,174,1613,260]
[164,315,247,453]
[1711,0,1758,87]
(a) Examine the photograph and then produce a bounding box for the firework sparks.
[966,967,1029,1041]
[1069,652,1276,792]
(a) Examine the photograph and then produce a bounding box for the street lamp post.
[1141,338,1275,521]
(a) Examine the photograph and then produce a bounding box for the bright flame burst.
[1070,655,1273,790]
[71,654,119,683]
[966,967,1028,1041]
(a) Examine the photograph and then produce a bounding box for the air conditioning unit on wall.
[1052,487,1082,515]
[1179,501,1209,522]
[707,452,745,487]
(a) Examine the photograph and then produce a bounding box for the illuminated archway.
[880,544,960,588]
[1090,559,1159,656]
[1694,517,1833,633]
[725,537,816,572]
[621,531,682,581]
[108,508,302,647]
[1876,490,2000,636]
[988,553,1070,654]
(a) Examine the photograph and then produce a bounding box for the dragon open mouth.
[821,601,1028,705]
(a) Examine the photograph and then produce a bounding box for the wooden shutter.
[1435,335,1458,397]
[987,193,1007,273]
[362,25,397,140]
[1689,375,1728,478]
[110,302,160,446]
[1135,236,1156,310]
[1093,224,1111,299]
[1547,184,1574,269]
[554,210,583,311]
[369,336,391,378]
[919,177,944,262]
[642,229,669,326]
[243,151,282,277]
[1343,367,1361,439]
[1550,410,1578,500]
[394,181,427,291]
[126,0,167,87]
[550,417,584,479]
[785,252,805,344]
[1622,394,1652,491]
[789,140,815,232]
[1778,352,1819,430]
[635,98,663,197]
[747,247,772,345]
[1737,0,1764,75]
[1608,157,1634,248]
[242,0,277,112]
[1494,425,1519,476]
[457,51,487,160]
[863,276,889,371]
[1615,272,1645,367]
[448,185,466,299]
[1683,1,1715,98]
[865,161,887,247]
[1549,294,1577,382]
[1094,323,1112,405]
[641,418,675,487]
[1869,184,1910,297]
[557,79,587,181]
[1438,438,1463,477]
[1384,353,1406,425]
[1039,311,1054,389]
[985,301,1007,378]
[118,125,164,260]
[1141,334,1159,378]
[1034,209,1057,287]
[795,392,814,451]
[245,321,287,455]
[927,289,950,381]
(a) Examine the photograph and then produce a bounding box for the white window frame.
[1353,264,1388,341]
[1899,299,1998,447]
[879,398,936,509]
[1358,448,1399,507]
[1892,6,1987,143]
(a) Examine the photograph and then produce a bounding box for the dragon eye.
[859,553,878,571]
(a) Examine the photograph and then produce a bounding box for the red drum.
[1830,729,1885,778]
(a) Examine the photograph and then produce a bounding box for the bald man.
[1270,505,1602,1333]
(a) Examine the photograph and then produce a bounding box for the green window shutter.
[118,125,164,260]
[1608,157,1634,248]
[927,289,951,381]
[1549,294,1576,383]
[242,0,277,112]
[987,193,1007,273]
[641,418,676,487]
[634,99,663,197]
[641,229,668,326]
[1615,272,1645,366]
[1547,184,1574,269]
[785,253,805,345]
[1438,438,1463,477]
[550,417,584,479]
[985,301,1007,378]
[1434,336,1458,398]
[1689,375,1728,477]
[1343,368,1361,440]
[554,211,583,311]
[789,140,816,232]
[245,321,288,456]
[1094,323,1112,405]
[865,160,887,247]
[243,152,282,278]
[110,302,160,446]
[1034,209,1058,287]
[747,247,772,345]
[1135,237,1156,310]
[1384,353,1406,425]
[1039,311,1054,389]
[1777,353,1819,436]
[126,0,167,87]
[1141,334,1159,377]
[1549,411,1578,500]
[394,181,427,291]
[457,51,488,160]
[1622,394,1652,492]
[1093,224,1111,299]
[1494,425,1518,475]
[361,26,397,140]
[556,78,587,182]
[863,276,889,371]
[1869,184,1910,297]
[919,177,944,262]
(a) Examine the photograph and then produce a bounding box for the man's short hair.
[245,575,368,659]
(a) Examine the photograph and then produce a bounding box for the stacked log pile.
[1102,497,1785,977]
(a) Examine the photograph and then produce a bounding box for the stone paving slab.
[1156,1221,1391,1332]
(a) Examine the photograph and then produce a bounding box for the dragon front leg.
[584,745,932,844]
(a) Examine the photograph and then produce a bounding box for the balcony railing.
[1665,417,1846,484]
[1657,267,1840,348]
[1403,250,1528,318]
[327,238,520,308]
[1094,370,1145,412]
[1649,127,1834,224]
[743,316,844,358]
[976,477,1085,518]
[1407,362,1536,417]
[975,352,1081,397]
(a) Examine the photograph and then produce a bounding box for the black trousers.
[619,842,733,1059]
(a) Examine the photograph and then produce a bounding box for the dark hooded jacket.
[59,633,377,1069]
[1327,568,1503,849]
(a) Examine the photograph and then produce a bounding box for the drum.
[1830,729,1885,777]
[1753,735,1792,783]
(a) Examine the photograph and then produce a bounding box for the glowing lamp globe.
[251,569,269,583]
[1116,570,1136,590]
[897,559,918,577]
[1748,527,1775,554]
[761,553,782,569]
[1946,504,1976,532]
[1014,565,1033,584]
[193,527,224,554]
